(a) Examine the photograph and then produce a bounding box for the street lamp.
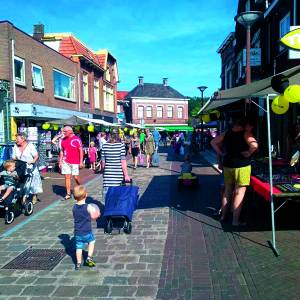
[198,85,207,152]
[234,11,262,84]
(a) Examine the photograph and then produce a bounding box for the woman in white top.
[12,133,43,204]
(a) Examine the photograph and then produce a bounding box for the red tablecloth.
[250,176,282,201]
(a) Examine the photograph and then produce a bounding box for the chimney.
[138,76,144,86]
[33,24,45,41]
[163,78,168,86]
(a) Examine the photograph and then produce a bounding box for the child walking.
[72,185,96,270]
[88,141,97,170]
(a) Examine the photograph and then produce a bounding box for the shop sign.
[10,103,92,119]
[242,48,261,66]
[281,27,300,51]
[287,26,300,60]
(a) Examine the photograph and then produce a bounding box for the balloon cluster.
[271,74,300,115]
[41,123,59,131]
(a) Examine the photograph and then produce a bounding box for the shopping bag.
[152,152,160,167]
[138,153,144,165]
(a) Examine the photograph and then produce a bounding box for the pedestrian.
[88,141,97,170]
[129,132,140,169]
[144,128,155,168]
[139,129,145,153]
[101,130,130,201]
[59,126,84,200]
[210,117,258,226]
[12,132,43,204]
[152,128,161,151]
[72,185,96,270]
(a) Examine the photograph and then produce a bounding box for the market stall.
[199,65,300,256]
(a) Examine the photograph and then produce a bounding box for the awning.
[49,115,115,126]
[198,65,300,113]
[156,125,194,132]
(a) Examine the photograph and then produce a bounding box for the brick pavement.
[0,148,299,299]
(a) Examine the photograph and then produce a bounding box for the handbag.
[138,153,144,165]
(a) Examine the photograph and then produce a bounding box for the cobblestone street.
[0,149,299,299]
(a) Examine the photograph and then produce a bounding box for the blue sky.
[1,0,238,97]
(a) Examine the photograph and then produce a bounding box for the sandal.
[63,194,71,200]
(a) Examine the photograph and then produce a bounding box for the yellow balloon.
[87,124,94,132]
[284,85,300,103]
[129,129,133,136]
[53,124,59,131]
[202,114,210,123]
[271,95,289,114]
[42,123,50,130]
[124,127,128,132]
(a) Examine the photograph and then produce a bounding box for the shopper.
[101,130,130,201]
[12,132,43,204]
[144,129,155,168]
[88,141,97,170]
[72,185,96,270]
[210,117,258,226]
[59,126,83,200]
[129,132,140,169]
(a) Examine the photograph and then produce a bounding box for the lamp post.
[234,11,262,84]
[0,82,11,142]
[198,85,207,152]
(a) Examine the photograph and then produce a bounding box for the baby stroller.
[0,160,34,224]
[177,172,198,189]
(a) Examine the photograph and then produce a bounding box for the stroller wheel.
[5,211,14,224]
[24,201,33,216]
[124,222,132,234]
[105,219,113,234]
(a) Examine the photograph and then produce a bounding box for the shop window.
[32,64,44,90]
[177,106,183,118]
[14,56,25,85]
[146,106,152,118]
[167,106,173,118]
[83,72,89,102]
[94,79,100,109]
[53,69,75,101]
[157,106,163,118]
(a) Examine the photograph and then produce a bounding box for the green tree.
[187,96,209,125]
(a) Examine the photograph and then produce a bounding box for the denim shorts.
[75,232,95,250]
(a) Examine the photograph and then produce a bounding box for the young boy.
[180,154,193,174]
[72,185,96,270]
[0,160,18,202]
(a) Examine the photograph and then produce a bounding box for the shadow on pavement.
[58,233,76,264]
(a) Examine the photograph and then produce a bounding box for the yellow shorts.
[223,165,251,187]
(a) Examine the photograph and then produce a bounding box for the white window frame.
[53,69,75,101]
[279,13,290,51]
[137,106,144,119]
[94,79,100,109]
[157,106,163,118]
[245,0,250,12]
[177,106,183,119]
[105,68,111,82]
[167,106,173,118]
[14,56,26,86]
[31,63,44,90]
[146,106,152,118]
[83,72,89,103]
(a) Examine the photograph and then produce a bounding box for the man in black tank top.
[211,117,258,226]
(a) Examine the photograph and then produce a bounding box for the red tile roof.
[117,91,128,100]
[59,36,103,69]
[96,53,106,69]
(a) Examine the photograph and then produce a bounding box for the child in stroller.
[0,159,34,224]
[177,155,198,188]
[0,160,19,203]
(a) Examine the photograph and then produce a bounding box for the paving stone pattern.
[0,148,300,299]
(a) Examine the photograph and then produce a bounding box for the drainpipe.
[77,73,81,112]
[11,39,16,103]
[294,0,297,25]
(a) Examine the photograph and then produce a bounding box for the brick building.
[0,21,119,142]
[124,77,188,128]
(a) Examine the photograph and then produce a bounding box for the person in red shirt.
[59,126,84,200]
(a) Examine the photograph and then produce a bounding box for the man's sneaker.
[84,257,96,267]
[75,263,81,270]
